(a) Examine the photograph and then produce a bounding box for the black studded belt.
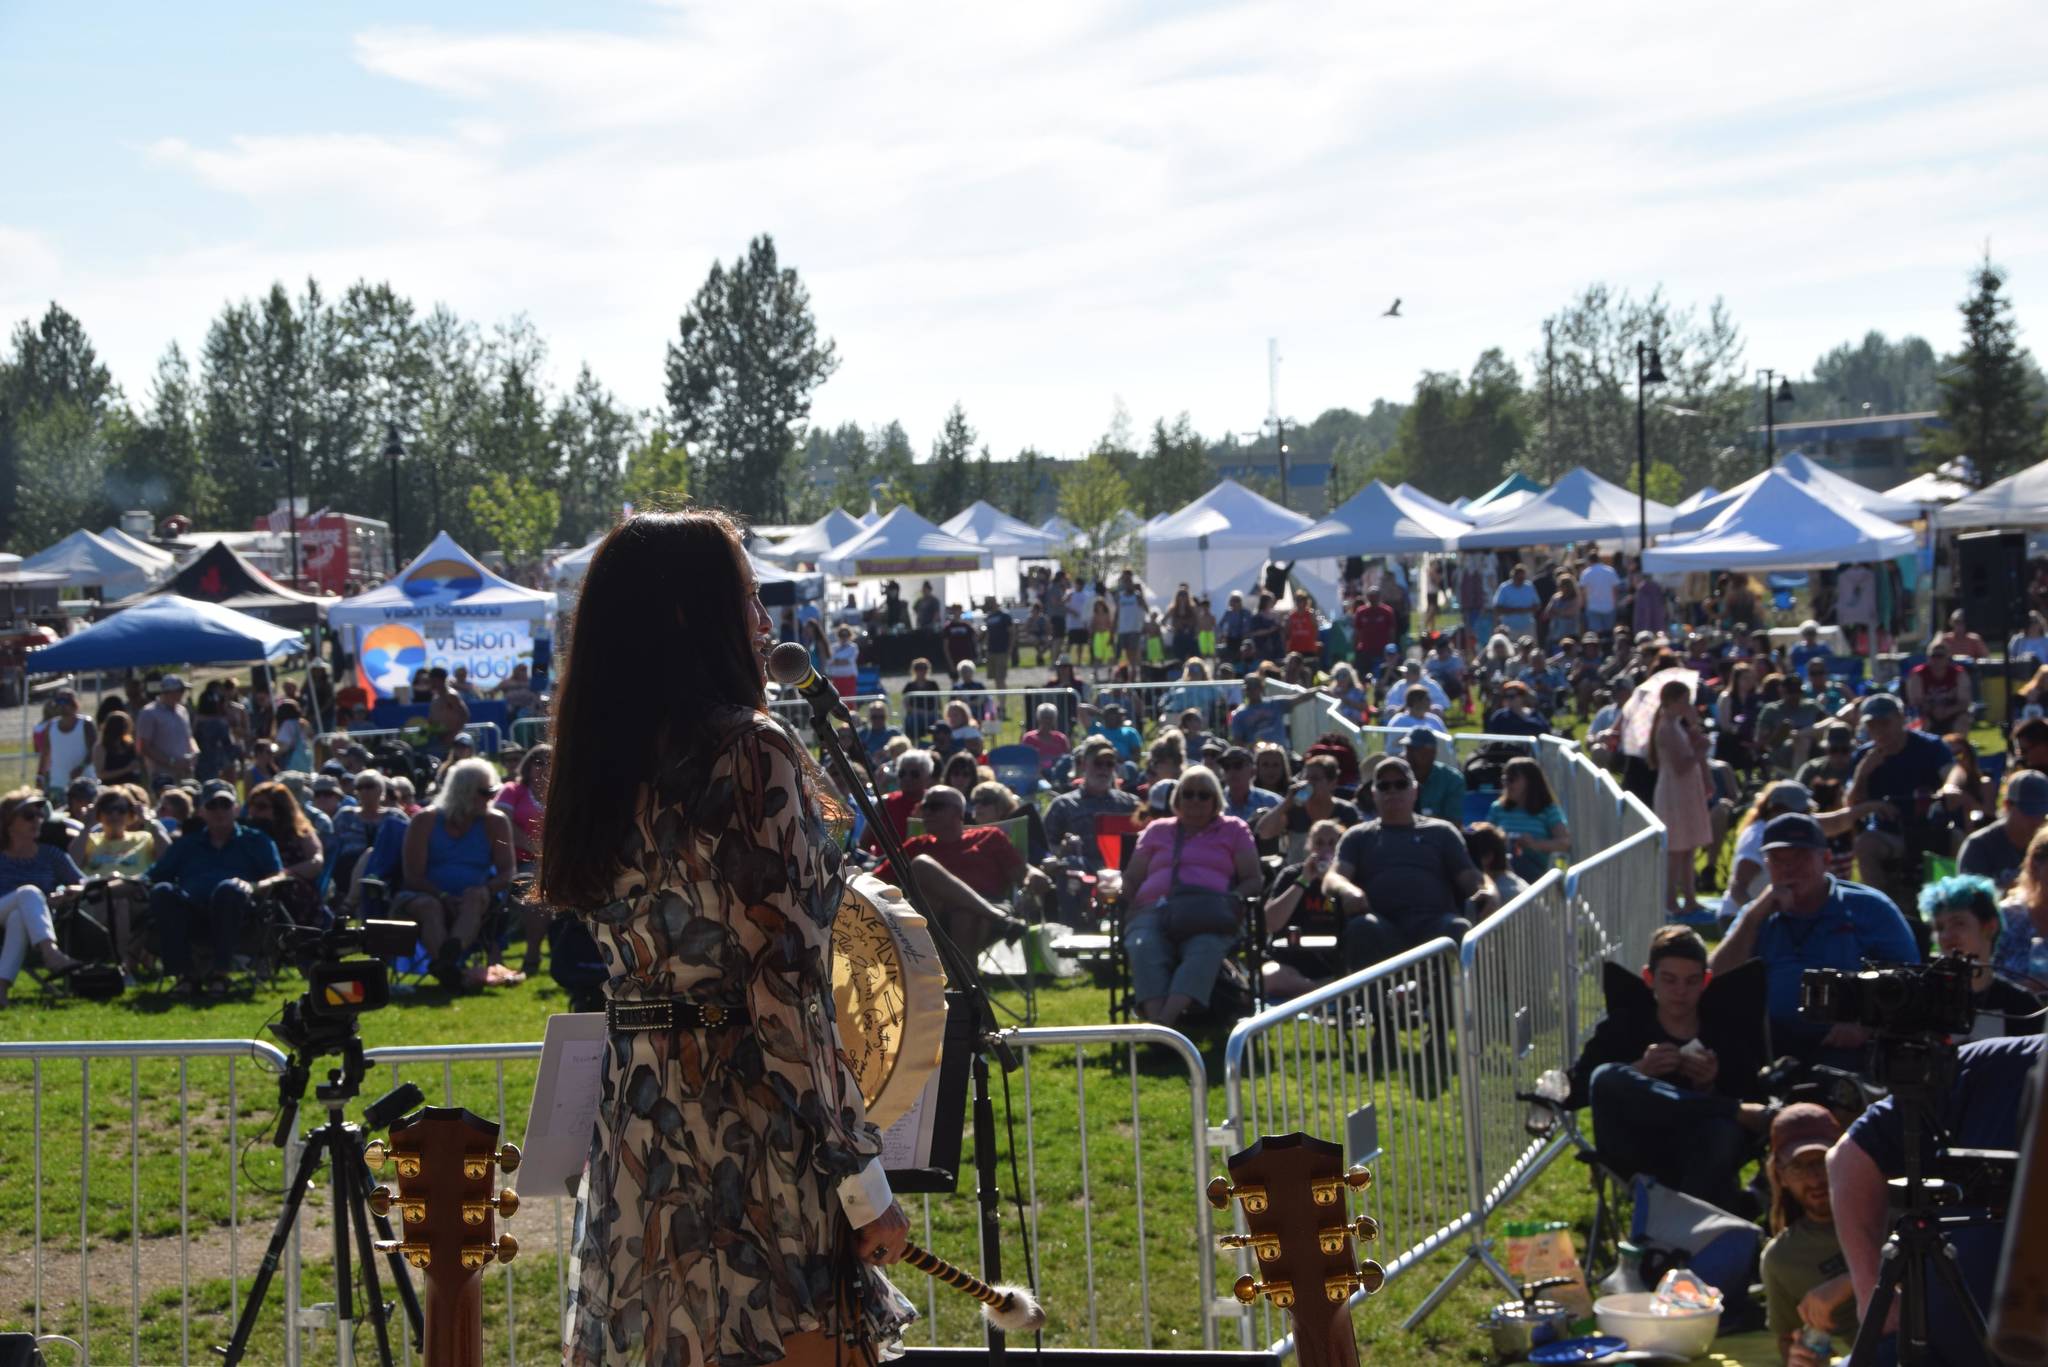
[604,997,748,1033]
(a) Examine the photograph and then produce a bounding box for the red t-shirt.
[875,827,1023,900]
[867,789,918,851]
[1353,603,1396,661]
[1021,728,1071,768]
[1911,660,1967,718]
[1286,610,1320,655]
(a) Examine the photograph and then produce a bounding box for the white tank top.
[46,717,91,783]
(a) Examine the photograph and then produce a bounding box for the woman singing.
[543,511,913,1367]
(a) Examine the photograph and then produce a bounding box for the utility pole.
[1543,318,1557,481]
[1268,337,1288,510]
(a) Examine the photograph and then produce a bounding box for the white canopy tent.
[1641,468,1917,573]
[1271,480,1470,558]
[1395,483,1472,523]
[21,529,169,599]
[1934,456,2048,529]
[1143,479,1339,609]
[939,500,1059,603]
[759,508,864,565]
[1884,469,1971,507]
[1459,467,1675,549]
[1672,452,1922,532]
[99,526,176,569]
[1039,514,1079,543]
[818,506,991,580]
[1672,486,1721,515]
[329,531,555,630]
[548,536,603,587]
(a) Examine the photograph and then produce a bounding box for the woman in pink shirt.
[1020,703,1071,774]
[1118,765,1261,1028]
[495,744,549,974]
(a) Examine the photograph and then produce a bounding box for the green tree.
[1320,401,1407,501]
[466,470,560,564]
[665,234,838,519]
[924,403,975,518]
[1377,350,1532,499]
[550,365,637,544]
[2,303,120,545]
[1801,332,1940,418]
[1135,414,1210,515]
[1057,453,1135,585]
[1925,257,2043,484]
[1003,446,1049,523]
[621,427,689,510]
[1626,459,1685,506]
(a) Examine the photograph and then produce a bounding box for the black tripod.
[796,695,1027,1363]
[217,1041,424,1366]
[1847,1038,1995,1367]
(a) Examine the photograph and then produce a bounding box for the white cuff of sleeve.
[836,1157,893,1229]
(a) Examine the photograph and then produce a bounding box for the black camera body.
[270,917,416,1057]
[1799,953,1977,1039]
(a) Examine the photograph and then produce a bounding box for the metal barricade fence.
[1563,822,1668,1046]
[8,1026,1212,1363]
[509,717,548,749]
[0,1039,301,1367]
[1086,678,1244,734]
[316,720,506,764]
[1221,939,1470,1350]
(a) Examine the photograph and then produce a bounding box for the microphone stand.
[796,698,1021,1363]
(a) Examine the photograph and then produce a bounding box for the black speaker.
[1956,530,2028,640]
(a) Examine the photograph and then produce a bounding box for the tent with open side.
[1934,456,2048,530]
[1459,466,1676,549]
[1143,479,1339,608]
[20,529,168,600]
[759,508,864,566]
[1641,468,1917,574]
[28,595,303,674]
[1465,471,1547,513]
[110,539,332,627]
[818,505,991,579]
[1271,480,1471,558]
[1672,451,1922,532]
[940,500,1060,603]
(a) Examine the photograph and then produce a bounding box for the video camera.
[1799,953,1977,1040]
[269,916,416,1058]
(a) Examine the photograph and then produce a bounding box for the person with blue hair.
[1918,873,2043,1042]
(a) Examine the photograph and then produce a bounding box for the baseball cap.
[311,774,343,795]
[1861,693,1903,721]
[319,759,349,776]
[1822,723,1854,752]
[1761,780,1813,813]
[54,688,77,705]
[200,780,238,808]
[1761,812,1828,852]
[158,674,186,692]
[2006,769,2048,816]
[1799,619,1821,634]
[1634,631,1655,646]
[1147,779,1178,813]
[1769,1102,1842,1162]
[452,731,477,748]
[1402,727,1440,752]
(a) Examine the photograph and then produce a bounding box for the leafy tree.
[110,344,212,519]
[665,234,837,519]
[551,365,636,544]
[1135,414,1210,515]
[1,303,119,544]
[1003,446,1050,523]
[466,471,560,565]
[621,427,689,510]
[1626,459,1685,507]
[1317,402,1407,502]
[1800,332,1940,418]
[1925,258,2043,484]
[866,421,917,515]
[924,403,975,519]
[1377,350,1531,499]
[1057,453,1135,585]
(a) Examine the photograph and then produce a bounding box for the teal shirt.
[1415,759,1467,824]
[1486,800,1567,881]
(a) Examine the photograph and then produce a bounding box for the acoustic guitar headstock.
[1210,1132,1382,1367]
[367,1107,520,1367]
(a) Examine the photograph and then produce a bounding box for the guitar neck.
[425,1277,485,1367]
[1291,1298,1359,1367]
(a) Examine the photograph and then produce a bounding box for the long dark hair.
[539,510,766,909]
[1501,756,1556,812]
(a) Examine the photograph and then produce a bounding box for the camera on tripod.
[269,916,416,1057]
[1799,953,1977,1039]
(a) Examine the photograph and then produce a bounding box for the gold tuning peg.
[1322,1260,1388,1303]
[1219,1232,1281,1260]
[1355,1259,1386,1295]
[1344,1165,1373,1192]
[496,1143,521,1174]
[375,1240,431,1269]
[373,1237,398,1254]
[1232,1275,1294,1308]
[368,1185,393,1217]
[495,1233,519,1264]
[1205,1177,1268,1213]
[1206,1177,1232,1210]
[493,1189,520,1219]
[1218,1232,1255,1249]
[1352,1214,1380,1243]
[364,1140,388,1171]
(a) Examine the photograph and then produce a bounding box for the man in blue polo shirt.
[1848,692,1956,914]
[1708,812,1918,1068]
[147,781,284,994]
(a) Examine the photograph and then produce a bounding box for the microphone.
[769,640,853,725]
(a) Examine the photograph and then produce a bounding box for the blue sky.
[5,0,2044,458]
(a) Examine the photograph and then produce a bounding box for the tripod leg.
[1848,1240,1904,1367]
[219,1128,328,1364]
[330,1123,357,1367]
[1926,1234,1995,1363]
[337,1137,396,1367]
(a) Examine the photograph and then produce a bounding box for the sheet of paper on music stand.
[521,1012,607,1198]
[879,1062,942,1172]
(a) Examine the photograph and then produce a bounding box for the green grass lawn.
[1,964,1600,1365]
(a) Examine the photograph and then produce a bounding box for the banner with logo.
[355,620,535,699]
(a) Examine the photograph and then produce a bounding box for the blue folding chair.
[987,743,1049,799]
[1462,789,1499,828]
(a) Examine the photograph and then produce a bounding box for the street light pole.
[1635,342,1666,549]
[382,421,406,566]
[1760,368,1795,466]
[283,442,301,587]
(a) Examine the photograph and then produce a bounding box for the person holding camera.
[1709,813,1920,1068]
[1254,753,1362,864]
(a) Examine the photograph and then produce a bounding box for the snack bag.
[1651,1266,1723,1315]
[1502,1220,1593,1317]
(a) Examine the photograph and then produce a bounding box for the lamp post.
[1635,341,1667,549]
[381,421,405,565]
[1760,369,1795,465]
[254,449,302,586]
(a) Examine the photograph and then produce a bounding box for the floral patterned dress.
[566,708,916,1366]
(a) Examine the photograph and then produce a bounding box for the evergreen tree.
[925,403,975,519]
[1136,414,1210,515]
[1926,257,2043,484]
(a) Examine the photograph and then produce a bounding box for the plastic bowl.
[1592,1292,1722,1357]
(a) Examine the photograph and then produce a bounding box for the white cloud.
[12,0,2048,463]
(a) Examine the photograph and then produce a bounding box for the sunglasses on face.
[1179,792,1217,805]
[1373,778,1412,793]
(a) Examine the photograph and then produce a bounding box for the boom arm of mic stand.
[800,702,1016,1073]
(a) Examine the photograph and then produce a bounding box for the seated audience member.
[1756,673,1823,775]
[1119,765,1260,1028]
[1722,781,1819,923]
[1803,656,1852,716]
[1796,721,1857,789]
[1020,703,1072,774]
[1227,673,1317,748]
[1263,817,1348,998]
[2018,716,2048,774]
[330,770,402,887]
[1997,826,2048,987]
[1485,680,1551,737]
[1400,728,1464,823]
[942,699,984,756]
[1251,742,1294,802]
[1708,813,1919,1066]
[0,788,84,1005]
[1042,738,1140,872]
[147,782,282,997]
[1957,768,2048,891]
[1788,620,1835,673]
[243,780,326,926]
[1090,703,1143,763]
[1566,927,1769,1212]
[1325,757,1494,971]
[1485,756,1571,884]
[1919,875,2042,1041]
[939,752,987,798]
[1384,682,1452,751]
[1847,693,1954,912]
[1762,1104,1857,1364]
[1930,606,1990,660]
[969,780,1049,863]
[900,657,943,740]
[1464,821,1526,904]
[856,701,902,762]
[1256,754,1364,863]
[1427,638,1469,713]
[1218,746,1283,828]
[871,750,932,850]
[493,745,550,972]
[69,785,161,978]
[395,759,517,990]
[874,784,1046,955]
[1828,1034,2043,1367]
[1904,641,1974,738]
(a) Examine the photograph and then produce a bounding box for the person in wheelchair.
[1118,765,1261,1029]
[393,758,516,991]
[146,782,284,998]
[69,786,164,980]
[1566,926,1772,1215]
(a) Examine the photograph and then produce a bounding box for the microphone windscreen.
[768,641,815,686]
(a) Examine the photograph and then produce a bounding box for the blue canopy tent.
[27,595,304,674]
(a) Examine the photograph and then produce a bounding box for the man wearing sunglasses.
[1043,738,1139,871]
[872,785,1043,955]
[1324,757,1493,972]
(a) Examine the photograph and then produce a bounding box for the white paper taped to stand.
[522,1012,607,1198]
